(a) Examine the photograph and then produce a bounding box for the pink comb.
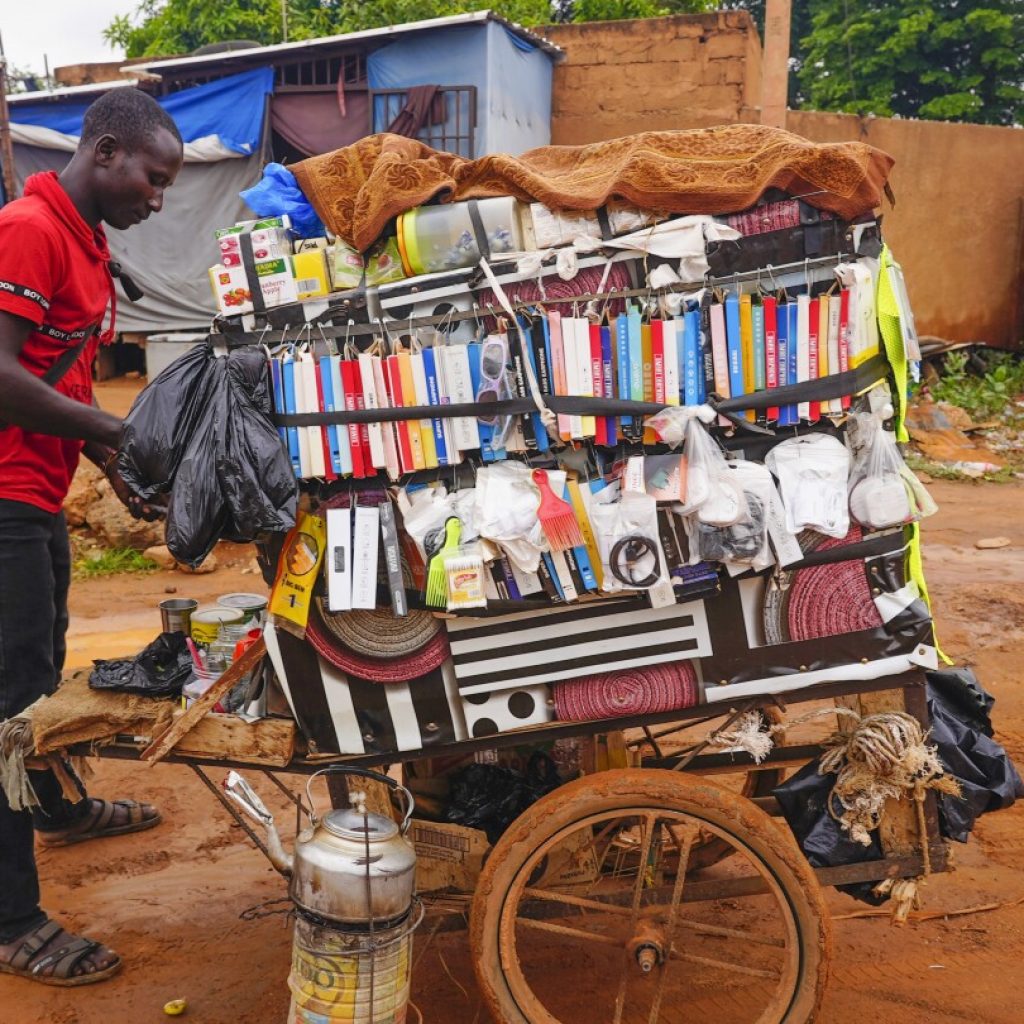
[532,469,585,552]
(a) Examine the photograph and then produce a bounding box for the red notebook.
[807,298,820,423]
[763,296,779,421]
[385,354,415,474]
[589,324,607,447]
[340,359,366,479]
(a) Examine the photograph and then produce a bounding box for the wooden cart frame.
[85,666,947,1024]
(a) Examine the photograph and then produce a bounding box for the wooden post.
[761,0,792,130]
[0,51,19,202]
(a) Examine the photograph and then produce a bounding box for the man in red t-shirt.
[0,89,182,986]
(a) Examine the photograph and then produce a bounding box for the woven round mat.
[553,660,699,723]
[778,527,884,642]
[307,601,450,683]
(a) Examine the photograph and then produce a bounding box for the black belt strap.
[467,200,491,261]
[239,232,267,313]
[273,352,890,430]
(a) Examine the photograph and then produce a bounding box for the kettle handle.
[305,766,415,835]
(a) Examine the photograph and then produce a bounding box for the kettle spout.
[222,771,294,876]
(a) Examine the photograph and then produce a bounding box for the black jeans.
[0,499,90,943]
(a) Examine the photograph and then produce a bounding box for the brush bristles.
[542,512,584,552]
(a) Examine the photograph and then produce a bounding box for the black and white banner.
[265,623,468,756]
[445,599,712,695]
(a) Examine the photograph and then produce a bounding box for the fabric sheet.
[293,124,895,251]
[271,91,370,158]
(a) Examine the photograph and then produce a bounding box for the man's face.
[93,127,184,231]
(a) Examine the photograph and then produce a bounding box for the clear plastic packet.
[399,484,455,560]
[765,434,851,539]
[589,491,670,593]
[444,543,489,611]
[473,462,547,573]
[846,412,938,529]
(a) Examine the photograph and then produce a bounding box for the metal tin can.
[159,598,198,635]
[217,592,269,624]
[190,605,245,646]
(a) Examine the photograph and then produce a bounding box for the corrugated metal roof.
[7,79,138,105]
[121,10,563,76]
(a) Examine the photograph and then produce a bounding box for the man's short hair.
[80,88,182,153]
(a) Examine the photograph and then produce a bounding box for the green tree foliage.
[796,0,1023,125]
[106,0,1023,126]
[105,0,713,57]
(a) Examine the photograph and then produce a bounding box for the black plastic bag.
[446,753,562,844]
[118,344,214,501]
[164,353,231,567]
[773,760,888,905]
[89,632,194,698]
[926,672,1024,843]
[219,347,298,542]
[775,669,1024,903]
[123,343,297,567]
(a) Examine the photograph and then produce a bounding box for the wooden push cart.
[87,664,947,1024]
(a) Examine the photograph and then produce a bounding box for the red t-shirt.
[0,173,115,514]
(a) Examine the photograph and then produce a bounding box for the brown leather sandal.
[0,919,122,987]
[37,798,161,848]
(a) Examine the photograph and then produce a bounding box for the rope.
[818,710,960,848]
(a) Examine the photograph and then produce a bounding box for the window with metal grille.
[369,85,477,158]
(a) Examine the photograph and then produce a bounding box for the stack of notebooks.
[269,275,882,482]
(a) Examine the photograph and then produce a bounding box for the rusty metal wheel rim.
[496,806,804,1024]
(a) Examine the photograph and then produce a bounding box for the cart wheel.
[470,769,831,1024]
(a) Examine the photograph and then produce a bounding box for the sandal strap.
[10,919,63,971]
[91,799,117,831]
[30,936,102,979]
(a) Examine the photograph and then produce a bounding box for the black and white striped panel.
[445,599,712,695]
[264,623,468,756]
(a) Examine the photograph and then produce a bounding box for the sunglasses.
[476,334,510,426]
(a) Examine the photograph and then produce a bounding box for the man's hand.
[106,460,165,521]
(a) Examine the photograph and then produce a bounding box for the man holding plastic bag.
[0,90,182,986]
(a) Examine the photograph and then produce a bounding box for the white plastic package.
[846,412,937,529]
[589,491,669,593]
[473,462,548,573]
[765,434,851,539]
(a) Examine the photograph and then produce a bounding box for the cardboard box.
[411,818,599,893]
[208,258,299,316]
[215,216,293,268]
[412,819,489,893]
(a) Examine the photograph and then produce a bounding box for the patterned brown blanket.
[293,124,895,251]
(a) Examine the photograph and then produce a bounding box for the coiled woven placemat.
[764,528,883,643]
[553,660,699,722]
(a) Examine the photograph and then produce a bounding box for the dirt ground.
[2,476,1023,1024]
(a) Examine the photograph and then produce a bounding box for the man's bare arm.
[0,310,121,448]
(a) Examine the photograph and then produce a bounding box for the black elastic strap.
[239,232,266,313]
[272,353,890,430]
[595,206,613,241]
[783,529,906,572]
[0,326,95,430]
[467,200,491,261]
[40,334,93,387]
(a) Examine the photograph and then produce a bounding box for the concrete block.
[704,32,748,61]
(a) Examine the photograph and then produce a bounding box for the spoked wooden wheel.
[470,769,831,1024]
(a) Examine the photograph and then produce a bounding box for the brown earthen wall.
[543,12,762,145]
[547,14,1023,348]
[787,110,1024,349]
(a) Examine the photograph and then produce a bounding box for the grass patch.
[904,452,1016,483]
[74,547,158,579]
[926,351,1024,422]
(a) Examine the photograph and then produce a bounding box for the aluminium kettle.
[224,765,417,927]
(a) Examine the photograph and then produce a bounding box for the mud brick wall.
[543,12,762,145]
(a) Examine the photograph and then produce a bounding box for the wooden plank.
[140,638,267,763]
[169,713,296,768]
